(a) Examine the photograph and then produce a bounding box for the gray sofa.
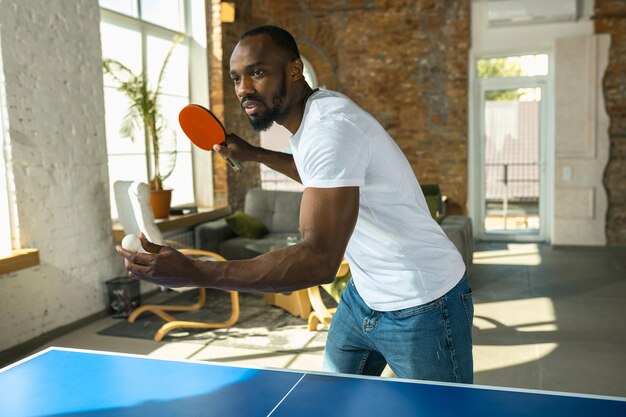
[196,188,473,272]
[440,215,474,273]
[195,188,303,260]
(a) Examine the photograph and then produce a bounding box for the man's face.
[229,35,290,131]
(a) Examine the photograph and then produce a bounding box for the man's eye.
[232,77,240,84]
[251,69,263,77]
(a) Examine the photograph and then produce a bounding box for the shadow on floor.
[470,243,626,396]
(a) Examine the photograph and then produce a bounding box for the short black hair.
[240,25,300,60]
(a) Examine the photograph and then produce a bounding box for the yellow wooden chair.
[114,181,239,341]
[127,249,239,341]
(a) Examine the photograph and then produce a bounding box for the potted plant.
[103,36,182,218]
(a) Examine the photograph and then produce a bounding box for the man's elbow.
[319,271,336,286]
[315,258,342,286]
[301,239,344,286]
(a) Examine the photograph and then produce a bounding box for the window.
[100,1,208,218]
[475,53,549,240]
[259,56,318,192]
[0,100,12,258]
[477,54,548,79]
[1,88,40,272]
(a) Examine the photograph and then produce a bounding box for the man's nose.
[236,77,254,98]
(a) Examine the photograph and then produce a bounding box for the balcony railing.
[485,162,539,203]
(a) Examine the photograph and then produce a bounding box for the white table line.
[266,372,307,417]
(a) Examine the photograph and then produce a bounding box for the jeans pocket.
[461,290,474,327]
[392,297,442,318]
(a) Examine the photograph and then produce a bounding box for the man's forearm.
[119,188,359,293]
[191,241,339,292]
[256,148,301,183]
[188,187,360,293]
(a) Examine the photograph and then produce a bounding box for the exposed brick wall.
[595,0,626,244]
[215,0,470,213]
[0,0,121,351]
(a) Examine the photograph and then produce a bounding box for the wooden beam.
[0,249,40,275]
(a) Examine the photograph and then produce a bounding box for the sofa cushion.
[225,211,268,239]
[194,218,236,253]
[244,188,302,233]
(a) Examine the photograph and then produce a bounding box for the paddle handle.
[221,154,241,172]
[219,134,241,172]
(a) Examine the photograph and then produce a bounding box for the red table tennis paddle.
[178,104,241,172]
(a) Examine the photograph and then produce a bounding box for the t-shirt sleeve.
[298,115,370,188]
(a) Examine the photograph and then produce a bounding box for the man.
[117,25,473,383]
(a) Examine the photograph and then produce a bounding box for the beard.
[244,74,287,131]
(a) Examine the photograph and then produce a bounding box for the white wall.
[0,0,123,352]
[553,34,610,245]
[471,0,594,55]
[469,0,609,244]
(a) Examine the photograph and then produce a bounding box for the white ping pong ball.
[121,234,142,253]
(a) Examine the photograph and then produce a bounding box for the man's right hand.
[213,133,259,164]
[217,133,301,183]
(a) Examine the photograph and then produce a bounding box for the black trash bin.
[105,277,141,318]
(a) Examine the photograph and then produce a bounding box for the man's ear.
[290,58,304,81]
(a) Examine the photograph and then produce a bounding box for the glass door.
[480,83,545,239]
[482,86,542,235]
[473,54,550,242]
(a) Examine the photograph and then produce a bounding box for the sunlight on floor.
[473,296,559,373]
[148,343,205,360]
[472,243,560,374]
[474,296,555,330]
[473,243,542,266]
[474,343,558,373]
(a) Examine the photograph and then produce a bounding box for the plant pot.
[150,189,172,219]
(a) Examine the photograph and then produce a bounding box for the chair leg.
[153,291,240,342]
[124,250,240,341]
[128,289,240,341]
[128,289,206,323]
[308,312,321,331]
[263,289,311,319]
[306,286,336,331]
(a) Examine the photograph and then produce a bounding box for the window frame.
[469,50,554,243]
[0,57,16,259]
[0,64,40,272]
[99,0,212,218]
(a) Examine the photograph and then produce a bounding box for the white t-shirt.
[290,89,466,311]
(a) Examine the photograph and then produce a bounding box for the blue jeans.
[322,273,474,383]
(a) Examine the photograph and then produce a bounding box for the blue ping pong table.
[1,347,624,417]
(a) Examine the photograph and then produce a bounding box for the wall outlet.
[563,165,573,181]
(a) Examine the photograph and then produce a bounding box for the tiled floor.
[22,243,626,398]
[471,243,626,397]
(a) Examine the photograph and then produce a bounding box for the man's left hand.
[115,233,200,288]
